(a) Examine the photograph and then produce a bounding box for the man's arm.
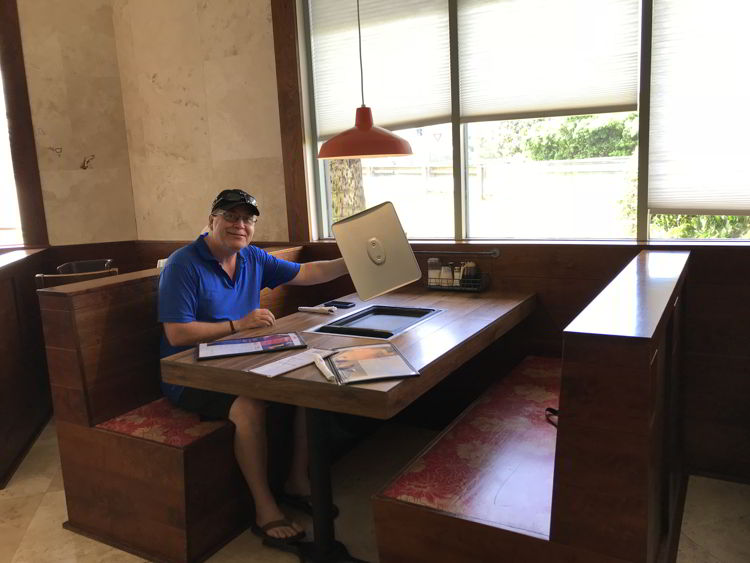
[286,257,348,286]
[163,309,276,347]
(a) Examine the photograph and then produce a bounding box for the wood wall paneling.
[0,250,51,487]
[270,0,311,243]
[681,249,750,481]
[0,278,31,482]
[4,240,750,490]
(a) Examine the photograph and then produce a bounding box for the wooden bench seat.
[374,356,562,558]
[96,397,226,447]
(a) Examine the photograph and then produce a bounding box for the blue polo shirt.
[158,234,301,402]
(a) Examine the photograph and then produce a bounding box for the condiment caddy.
[426,258,490,292]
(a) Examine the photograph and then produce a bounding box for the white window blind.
[648,0,750,215]
[458,0,640,122]
[309,0,451,138]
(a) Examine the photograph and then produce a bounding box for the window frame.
[273,0,661,243]
[0,0,48,247]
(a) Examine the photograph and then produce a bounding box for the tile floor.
[1,419,749,562]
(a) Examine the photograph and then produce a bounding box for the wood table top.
[161,286,535,419]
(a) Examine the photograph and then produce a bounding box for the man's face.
[209,204,257,251]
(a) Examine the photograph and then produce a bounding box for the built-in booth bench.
[373,250,690,563]
[36,247,316,563]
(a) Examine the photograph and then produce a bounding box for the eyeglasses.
[213,210,258,225]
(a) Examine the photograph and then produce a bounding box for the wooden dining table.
[161,285,535,562]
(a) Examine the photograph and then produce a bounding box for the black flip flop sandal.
[250,518,305,544]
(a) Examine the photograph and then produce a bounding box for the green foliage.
[474,119,544,160]
[651,214,750,239]
[471,112,749,240]
[525,113,639,160]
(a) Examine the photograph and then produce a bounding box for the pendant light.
[317,0,413,160]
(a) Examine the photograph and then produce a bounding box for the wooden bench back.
[36,245,329,427]
[35,268,119,289]
[39,269,162,426]
[551,250,690,563]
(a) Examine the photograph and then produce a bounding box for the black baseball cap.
[211,189,260,216]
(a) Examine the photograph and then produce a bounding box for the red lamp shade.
[318,106,412,159]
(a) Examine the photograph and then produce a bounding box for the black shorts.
[177,387,237,421]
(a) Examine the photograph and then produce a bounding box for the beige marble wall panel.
[136,66,211,165]
[57,0,121,78]
[204,53,282,161]
[18,2,76,172]
[116,0,289,242]
[197,0,273,62]
[22,67,77,171]
[126,0,203,74]
[18,0,137,244]
[112,0,146,162]
[66,76,131,170]
[40,167,137,244]
[119,0,213,240]
[211,157,288,242]
[130,158,213,241]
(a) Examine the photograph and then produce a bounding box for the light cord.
[357,0,365,106]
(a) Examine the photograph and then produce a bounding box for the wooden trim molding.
[0,0,48,247]
[271,0,311,243]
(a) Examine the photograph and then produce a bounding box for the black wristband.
[229,319,237,333]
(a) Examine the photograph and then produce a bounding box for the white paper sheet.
[246,348,334,377]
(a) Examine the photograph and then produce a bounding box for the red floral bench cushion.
[96,397,227,447]
[381,356,561,536]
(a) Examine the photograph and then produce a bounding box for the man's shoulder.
[242,244,269,262]
[167,238,203,266]
[161,241,204,284]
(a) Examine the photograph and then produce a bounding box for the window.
[306,0,750,241]
[0,73,23,245]
[647,0,750,240]
[321,123,454,238]
[466,113,638,239]
[0,0,47,247]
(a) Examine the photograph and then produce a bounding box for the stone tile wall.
[17,0,288,244]
[115,0,288,242]
[18,0,137,245]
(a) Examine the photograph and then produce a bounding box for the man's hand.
[164,308,277,347]
[239,308,276,329]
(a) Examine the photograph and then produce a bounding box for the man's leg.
[228,396,302,539]
[285,406,311,495]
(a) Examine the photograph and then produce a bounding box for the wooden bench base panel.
[57,421,251,563]
[373,498,630,563]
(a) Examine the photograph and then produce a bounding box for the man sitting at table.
[158,188,348,543]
